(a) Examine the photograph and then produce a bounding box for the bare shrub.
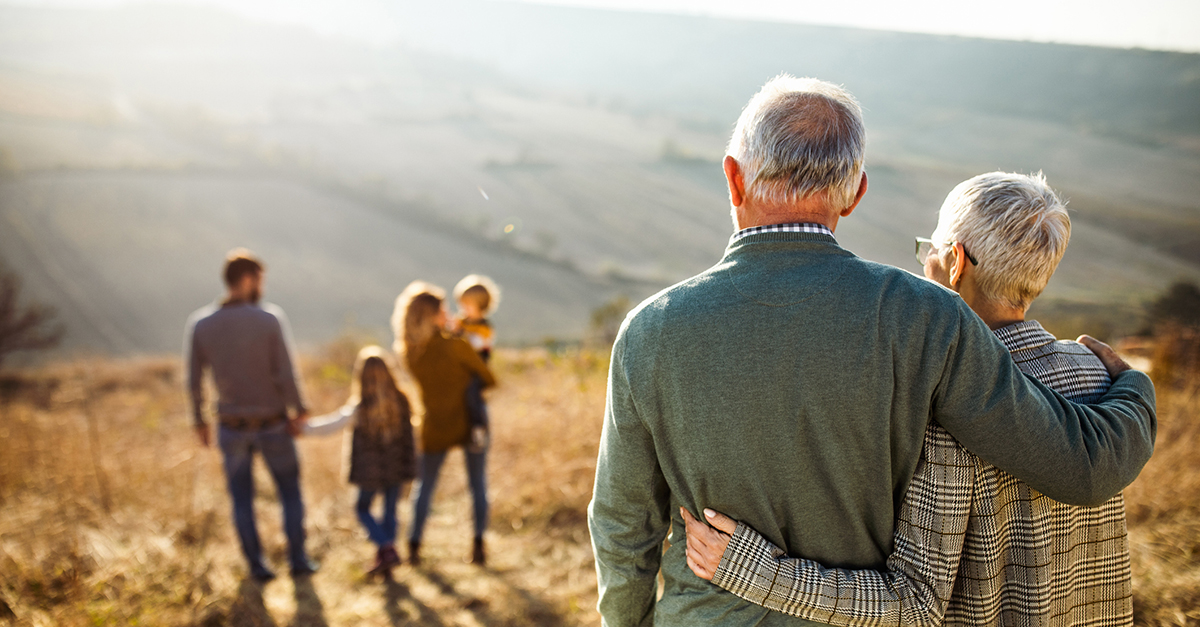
[589,296,631,346]
[0,268,64,369]
[1147,281,1200,331]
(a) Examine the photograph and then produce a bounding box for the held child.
[305,346,416,578]
[452,274,500,453]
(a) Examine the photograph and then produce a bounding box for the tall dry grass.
[1123,329,1200,625]
[0,337,1196,625]
[0,344,607,626]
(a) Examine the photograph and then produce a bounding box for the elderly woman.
[684,172,1135,626]
[392,281,496,567]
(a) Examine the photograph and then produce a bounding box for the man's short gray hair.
[932,171,1070,310]
[727,75,866,210]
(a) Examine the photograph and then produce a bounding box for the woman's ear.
[949,242,968,288]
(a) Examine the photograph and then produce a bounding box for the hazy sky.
[8,0,1200,52]
[524,0,1200,52]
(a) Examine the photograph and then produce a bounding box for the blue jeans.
[410,448,488,543]
[217,422,309,574]
[465,375,489,429]
[356,485,401,547]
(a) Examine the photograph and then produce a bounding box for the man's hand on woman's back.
[1077,335,1132,378]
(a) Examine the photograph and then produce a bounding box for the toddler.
[452,274,500,452]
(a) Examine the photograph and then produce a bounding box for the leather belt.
[218,413,287,432]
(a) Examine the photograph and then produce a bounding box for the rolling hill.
[0,2,1198,355]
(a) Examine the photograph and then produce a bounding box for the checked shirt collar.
[993,319,1057,353]
[730,223,835,244]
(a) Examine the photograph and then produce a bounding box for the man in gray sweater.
[586,76,1156,626]
[186,249,316,581]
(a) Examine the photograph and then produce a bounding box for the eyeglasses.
[915,237,978,266]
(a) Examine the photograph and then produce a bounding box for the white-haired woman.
[392,281,496,567]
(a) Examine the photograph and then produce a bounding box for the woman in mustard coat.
[392,281,496,566]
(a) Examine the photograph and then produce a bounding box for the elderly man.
[186,249,317,581]
[587,77,1155,626]
[685,171,1136,625]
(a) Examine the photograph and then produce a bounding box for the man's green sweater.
[588,232,1156,626]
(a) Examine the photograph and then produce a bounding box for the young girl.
[305,346,416,577]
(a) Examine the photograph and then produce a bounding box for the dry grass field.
[0,337,1197,626]
[0,343,607,626]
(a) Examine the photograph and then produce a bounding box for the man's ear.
[839,172,868,218]
[949,242,968,288]
[723,155,745,208]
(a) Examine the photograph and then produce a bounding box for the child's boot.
[381,544,400,568]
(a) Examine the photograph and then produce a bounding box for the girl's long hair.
[348,346,408,442]
[391,280,446,362]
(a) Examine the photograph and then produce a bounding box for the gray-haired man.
[586,77,1155,626]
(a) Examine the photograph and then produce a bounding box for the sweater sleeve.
[303,404,356,437]
[588,331,671,627]
[185,317,206,426]
[710,424,969,626]
[456,337,496,388]
[932,305,1156,506]
[269,307,309,415]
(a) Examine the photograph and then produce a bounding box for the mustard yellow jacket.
[407,332,496,453]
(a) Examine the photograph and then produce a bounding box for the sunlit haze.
[523,0,1200,53]
[1,0,1198,350]
[7,0,1200,52]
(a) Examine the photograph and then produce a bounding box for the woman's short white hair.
[726,75,865,210]
[931,171,1070,310]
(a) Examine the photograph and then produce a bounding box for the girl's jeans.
[356,485,401,547]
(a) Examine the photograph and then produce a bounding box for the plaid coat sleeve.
[710,424,973,626]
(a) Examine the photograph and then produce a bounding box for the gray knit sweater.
[588,231,1156,627]
[186,300,307,425]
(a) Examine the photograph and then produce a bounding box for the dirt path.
[198,490,597,627]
